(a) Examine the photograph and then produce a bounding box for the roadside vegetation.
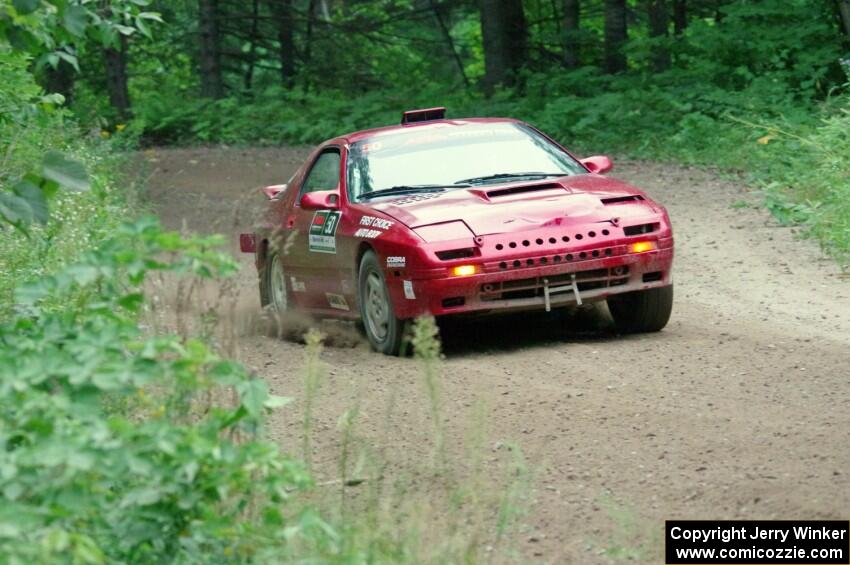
[1,0,848,562]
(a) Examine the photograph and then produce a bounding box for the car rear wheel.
[358,251,407,355]
[260,248,288,313]
[607,284,673,333]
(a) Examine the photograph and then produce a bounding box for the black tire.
[358,250,407,355]
[607,284,673,333]
[259,247,288,313]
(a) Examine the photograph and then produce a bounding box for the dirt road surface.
[142,146,850,563]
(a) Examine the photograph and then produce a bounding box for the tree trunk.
[838,0,850,38]
[604,0,627,74]
[562,0,580,68]
[104,35,132,120]
[43,59,75,107]
[198,0,224,98]
[243,0,260,91]
[647,0,669,72]
[479,0,527,91]
[672,0,686,35]
[303,0,317,90]
[427,0,470,87]
[274,0,296,87]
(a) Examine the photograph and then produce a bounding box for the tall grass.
[275,317,532,562]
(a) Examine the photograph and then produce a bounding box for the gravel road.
[142,146,850,563]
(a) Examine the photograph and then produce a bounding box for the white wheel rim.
[364,270,390,341]
[269,254,287,311]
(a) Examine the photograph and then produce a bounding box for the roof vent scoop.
[401,107,446,125]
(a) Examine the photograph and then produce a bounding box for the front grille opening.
[643,271,663,282]
[499,261,507,270]
[624,222,659,236]
[480,267,628,302]
[602,229,610,236]
[496,243,504,250]
[503,289,537,300]
[601,195,645,205]
[436,248,476,260]
[442,297,466,308]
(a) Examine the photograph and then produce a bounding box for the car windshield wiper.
[358,184,469,201]
[454,172,568,185]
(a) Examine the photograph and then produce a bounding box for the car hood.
[369,175,659,236]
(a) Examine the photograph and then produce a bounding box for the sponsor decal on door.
[309,210,341,253]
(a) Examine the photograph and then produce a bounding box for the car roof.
[332,117,523,145]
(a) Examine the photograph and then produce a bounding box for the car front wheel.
[607,284,673,333]
[358,250,407,355]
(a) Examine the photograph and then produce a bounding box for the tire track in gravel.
[142,146,850,564]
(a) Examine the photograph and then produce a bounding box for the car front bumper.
[389,237,673,319]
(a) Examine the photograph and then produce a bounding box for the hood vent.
[485,183,564,198]
[601,195,644,205]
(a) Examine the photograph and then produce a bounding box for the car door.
[284,146,347,311]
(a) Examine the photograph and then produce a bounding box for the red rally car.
[241,108,674,355]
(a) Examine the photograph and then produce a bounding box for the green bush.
[0,217,335,564]
[0,50,138,316]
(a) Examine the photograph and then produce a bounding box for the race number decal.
[309,210,341,253]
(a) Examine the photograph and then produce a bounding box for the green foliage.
[0,217,330,563]
[0,0,162,69]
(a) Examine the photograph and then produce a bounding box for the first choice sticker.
[309,210,341,253]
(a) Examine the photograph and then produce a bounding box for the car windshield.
[347,122,584,201]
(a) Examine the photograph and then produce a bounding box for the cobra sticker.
[326,293,349,311]
[309,210,341,253]
[387,256,406,268]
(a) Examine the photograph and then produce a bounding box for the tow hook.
[542,273,582,312]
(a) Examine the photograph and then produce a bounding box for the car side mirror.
[580,155,613,175]
[300,190,340,210]
[262,184,288,199]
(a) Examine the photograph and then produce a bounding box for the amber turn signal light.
[451,264,479,276]
[629,241,657,254]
